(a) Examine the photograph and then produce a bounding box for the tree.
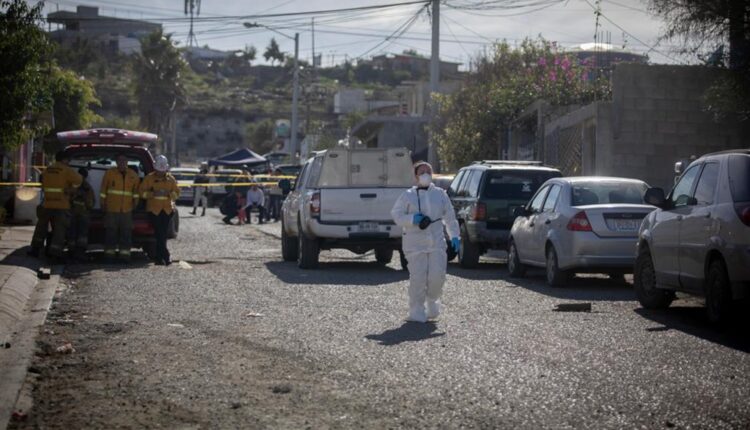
[648,0,750,120]
[245,119,276,154]
[43,66,102,153]
[0,0,53,151]
[263,38,284,66]
[242,45,257,64]
[433,38,611,170]
[132,30,187,139]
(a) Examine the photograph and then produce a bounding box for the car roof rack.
[472,160,544,166]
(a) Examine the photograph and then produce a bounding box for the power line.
[355,4,428,59]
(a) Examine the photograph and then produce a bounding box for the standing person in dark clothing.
[190,164,210,216]
[140,155,180,266]
[68,167,95,260]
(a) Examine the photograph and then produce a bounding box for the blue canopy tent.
[207,148,267,168]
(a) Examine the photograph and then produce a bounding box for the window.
[295,163,310,191]
[306,156,324,188]
[466,170,483,198]
[542,184,561,212]
[448,171,465,196]
[693,162,720,205]
[670,164,701,207]
[728,155,750,203]
[570,181,647,206]
[528,186,549,213]
[457,170,475,197]
[482,170,558,200]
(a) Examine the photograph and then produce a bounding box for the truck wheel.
[281,218,298,262]
[375,247,393,265]
[633,247,674,309]
[446,242,458,262]
[167,211,179,239]
[142,242,157,261]
[297,221,319,269]
[399,250,408,271]
[507,240,526,278]
[545,245,569,287]
[458,224,480,268]
[706,260,732,325]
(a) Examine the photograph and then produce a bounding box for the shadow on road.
[635,306,750,353]
[265,261,408,286]
[365,321,445,346]
[0,244,41,272]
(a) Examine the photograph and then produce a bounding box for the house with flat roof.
[47,6,162,55]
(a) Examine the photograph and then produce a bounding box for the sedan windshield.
[571,181,647,206]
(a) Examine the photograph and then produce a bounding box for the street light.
[244,22,300,164]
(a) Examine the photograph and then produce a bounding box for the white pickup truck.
[280,147,414,269]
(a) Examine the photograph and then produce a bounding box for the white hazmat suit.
[391,183,460,322]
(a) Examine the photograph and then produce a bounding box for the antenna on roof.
[184,0,201,49]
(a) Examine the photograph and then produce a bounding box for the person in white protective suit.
[391,161,460,323]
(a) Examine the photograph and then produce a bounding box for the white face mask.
[418,173,432,187]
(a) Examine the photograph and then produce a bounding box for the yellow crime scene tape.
[32,166,295,180]
[0,181,287,188]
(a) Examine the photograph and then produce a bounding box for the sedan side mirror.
[644,187,666,207]
[513,206,529,217]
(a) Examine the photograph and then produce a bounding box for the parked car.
[280,147,414,269]
[59,128,178,259]
[170,167,199,205]
[634,149,750,324]
[508,177,654,286]
[448,161,562,268]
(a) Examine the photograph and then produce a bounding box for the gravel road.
[10,207,750,429]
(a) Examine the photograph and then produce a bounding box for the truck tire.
[297,220,319,269]
[281,218,298,262]
[458,224,480,268]
[142,242,157,261]
[167,211,179,239]
[633,247,674,309]
[375,247,393,265]
[507,239,526,278]
[399,250,408,271]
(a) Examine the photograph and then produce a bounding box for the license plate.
[358,222,379,233]
[611,219,640,231]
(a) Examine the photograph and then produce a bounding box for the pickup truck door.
[286,161,311,232]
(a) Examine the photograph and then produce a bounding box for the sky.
[36,0,693,69]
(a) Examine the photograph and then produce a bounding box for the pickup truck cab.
[280,147,414,269]
[58,128,178,259]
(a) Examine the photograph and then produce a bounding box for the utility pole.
[291,32,300,164]
[427,0,440,171]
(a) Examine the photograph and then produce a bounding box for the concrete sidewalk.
[0,225,39,346]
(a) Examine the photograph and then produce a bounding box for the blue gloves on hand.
[412,213,425,225]
[451,237,461,253]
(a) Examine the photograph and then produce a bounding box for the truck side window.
[457,171,475,197]
[466,170,482,198]
[448,171,465,196]
[295,163,310,191]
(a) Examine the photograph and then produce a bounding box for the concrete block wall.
[597,63,746,190]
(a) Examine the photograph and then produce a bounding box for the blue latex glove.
[412,213,425,225]
[451,237,460,253]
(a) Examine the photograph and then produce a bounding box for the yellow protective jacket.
[140,172,180,215]
[100,168,141,213]
[42,162,83,210]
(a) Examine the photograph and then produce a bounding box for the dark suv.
[448,161,562,267]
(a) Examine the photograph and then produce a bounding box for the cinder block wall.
[597,63,747,190]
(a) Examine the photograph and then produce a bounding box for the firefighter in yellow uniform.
[139,155,179,265]
[100,154,140,262]
[30,151,83,259]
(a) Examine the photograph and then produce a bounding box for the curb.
[0,266,39,346]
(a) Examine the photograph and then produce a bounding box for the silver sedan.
[507,177,655,286]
